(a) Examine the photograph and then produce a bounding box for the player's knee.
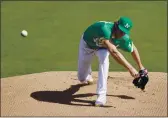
[77,72,85,82]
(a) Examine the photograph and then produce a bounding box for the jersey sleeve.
[119,34,134,53]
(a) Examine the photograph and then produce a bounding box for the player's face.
[115,28,125,39]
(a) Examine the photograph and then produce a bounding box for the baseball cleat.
[81,78,94,85]
[87,78,94,85]
[95,94,106,107]
[95,101,105,107]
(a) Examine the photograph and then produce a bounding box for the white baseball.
[21,30,28,37]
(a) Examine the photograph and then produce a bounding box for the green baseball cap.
[118,17,133,34]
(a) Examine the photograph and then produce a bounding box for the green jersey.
[111,34,133,52]
[83,21,134,52]
[83,21,113,49]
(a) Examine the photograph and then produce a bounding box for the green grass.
[1,1,167,78]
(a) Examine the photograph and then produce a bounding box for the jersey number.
[93,37,104,47]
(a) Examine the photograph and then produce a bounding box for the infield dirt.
[1,71,167,116]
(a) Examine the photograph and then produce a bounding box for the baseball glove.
[133,69,149,90]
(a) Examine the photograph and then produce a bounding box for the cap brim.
[118,25,130,34]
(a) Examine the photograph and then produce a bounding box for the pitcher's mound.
[1,71,167,116]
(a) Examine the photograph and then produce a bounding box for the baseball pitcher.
[77,17,149,106]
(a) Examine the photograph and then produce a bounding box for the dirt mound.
[1,71,167,116]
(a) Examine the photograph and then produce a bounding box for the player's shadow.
[31,84,96,107]
[107,95,135,99]
[31,84,135,107]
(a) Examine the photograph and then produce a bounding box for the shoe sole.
[87,80,94,85]
[81,80,94,85]
[95,104,104,107]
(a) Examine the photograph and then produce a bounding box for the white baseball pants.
[77,35,110,96]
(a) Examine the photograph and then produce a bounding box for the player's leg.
[95,49,110,105]
[77,36,95,84]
